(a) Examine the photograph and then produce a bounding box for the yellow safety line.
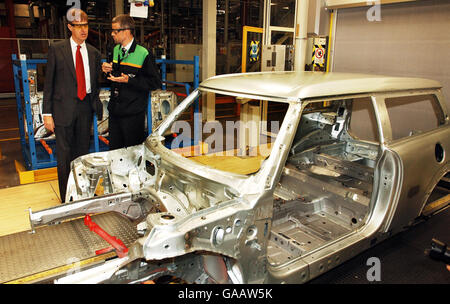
[15,159,58,184]
[0,128,19,132]
[5,252,117,284]
[241,26,263,73]
[0,137,20,142]
[323,11,335,108]
[326,11,334,73]
[423,194,450,215]
[242,28,248,73]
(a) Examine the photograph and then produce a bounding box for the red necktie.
[76,45,86,100]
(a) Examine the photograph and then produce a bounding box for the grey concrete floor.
[0,98,21,189]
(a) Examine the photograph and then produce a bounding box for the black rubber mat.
[309,207,450,284]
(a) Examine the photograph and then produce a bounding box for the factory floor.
[0,98,21,189]
[309,206,450,284]
[0,97,449,284]
[0,98,59,238]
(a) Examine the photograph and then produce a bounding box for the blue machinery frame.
[12,54,200,171]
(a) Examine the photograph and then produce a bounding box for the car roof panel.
[199,71,442,101]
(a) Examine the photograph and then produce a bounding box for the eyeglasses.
[110,28,132,35]
[70,23,89,29]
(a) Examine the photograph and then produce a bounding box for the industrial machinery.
[150,89,177,133]
[26,69,53,140]
[261,45,295,72]
[97,89,111,136]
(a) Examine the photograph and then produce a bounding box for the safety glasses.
[70,23,89,29]
[110,28,132,35]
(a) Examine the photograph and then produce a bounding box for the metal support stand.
[153,56,200,146]
[11,54,105,171]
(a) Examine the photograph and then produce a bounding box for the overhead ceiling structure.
[325,0,418,9]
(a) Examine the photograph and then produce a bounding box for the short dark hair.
[112,14,135,32]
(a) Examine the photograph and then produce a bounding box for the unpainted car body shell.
[32,72,449,284]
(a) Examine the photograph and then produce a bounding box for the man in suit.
[43,8,102,202]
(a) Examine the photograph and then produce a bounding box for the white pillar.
[115,0,124,16]
[294,0,309,71]
[202,0,216,122]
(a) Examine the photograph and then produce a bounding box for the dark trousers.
[54,96,93,202]
[109,112,146,150]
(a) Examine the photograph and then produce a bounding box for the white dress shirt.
[121,38,134,57]
[70,36,91,94]
[43,37,92,117]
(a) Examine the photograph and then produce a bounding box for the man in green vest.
[102,14,161,150]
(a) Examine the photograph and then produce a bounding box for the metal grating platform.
[0,212,138,283]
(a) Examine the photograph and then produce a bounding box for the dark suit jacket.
[43,39,102,126]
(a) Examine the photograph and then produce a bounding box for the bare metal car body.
[29,71,450,284]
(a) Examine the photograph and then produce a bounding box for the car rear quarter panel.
[383,126,450,231]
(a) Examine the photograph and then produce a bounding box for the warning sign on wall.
[309,36,328,72]
[314,47,325,65]
[249,40,260,62]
